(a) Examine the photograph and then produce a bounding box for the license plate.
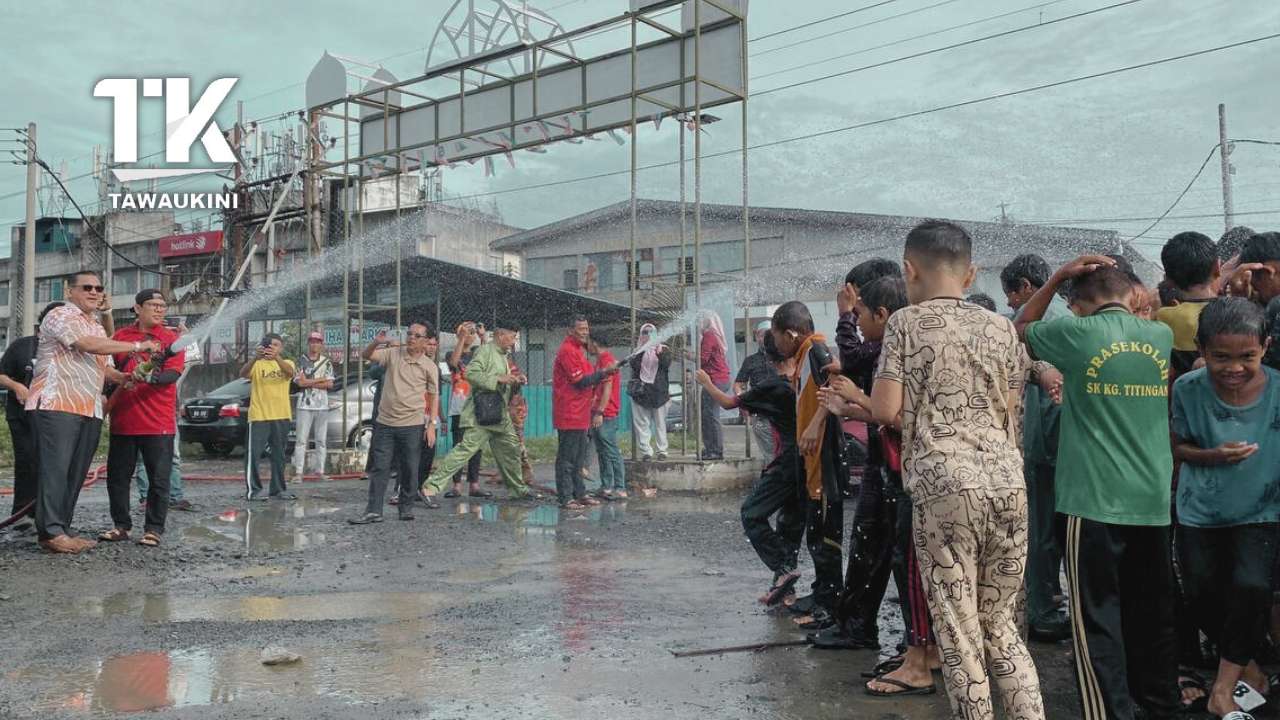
[188,407,211,420]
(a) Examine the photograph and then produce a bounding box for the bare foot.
[1206,688,1240,718]
[1178,675,1206,710]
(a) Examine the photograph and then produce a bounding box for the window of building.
[563,268,578,291]
[138,271,160,290]
[583,251,627,293]
[113,269,138,296]
[35,278,64,304]
[701,240,745,275]
[525,255,578,289]
[0,282,8,307]
[658,246,695,283]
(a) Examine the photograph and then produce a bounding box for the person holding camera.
[240,333,295,501]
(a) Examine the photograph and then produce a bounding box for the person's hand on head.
[836,285,857,316]
[1056,255,1117,281]
[1226,263,1270,300]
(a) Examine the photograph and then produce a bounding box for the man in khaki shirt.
[350,323,439,523]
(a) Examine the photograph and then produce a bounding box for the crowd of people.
[9,218,1280,720]
[697,221,1280,720]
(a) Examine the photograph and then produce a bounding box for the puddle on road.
[452,501,626,538]
[11,640,445,714]
[71,590,446,623]
[183,498,341,551]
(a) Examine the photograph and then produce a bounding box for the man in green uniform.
[422,326,537,502]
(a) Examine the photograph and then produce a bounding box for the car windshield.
[207,378,251,397]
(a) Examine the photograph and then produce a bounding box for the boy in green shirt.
[1016,257,1178,720]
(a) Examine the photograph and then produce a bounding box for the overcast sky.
[2,0,1278,262]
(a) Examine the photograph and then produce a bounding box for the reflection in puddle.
[453,501,626,540]
[71,590,445,623]
[15,639,442,714]
[184,498,340,551]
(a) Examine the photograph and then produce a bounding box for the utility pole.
[997,202,1012,223]
[22,123,37,336]
[1219,103,1234,233]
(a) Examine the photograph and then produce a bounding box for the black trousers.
[449,415,481,485]
[805,493,844,611]
[554,429,590,504]
[6,413,36,517]
[1026,460,1066,625]
[1065,516,1179,720]
[33,410,102,540]
[1179,523,1278,667]
[835,465,897,639]
[740,453,805,576]
[106,434,172,534]
[889,474,933,647]
[365,423,423,515]
[418,433,437,488]
[245,419,289,497]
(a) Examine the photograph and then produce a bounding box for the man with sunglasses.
[351,323,439,524]
[27,271,160,554]
[99,289,185,548]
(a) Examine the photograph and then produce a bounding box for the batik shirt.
[25,305,110,419]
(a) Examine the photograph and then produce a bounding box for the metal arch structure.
[425,0,577,78]
[302,0,751,462]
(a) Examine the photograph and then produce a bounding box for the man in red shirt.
[589,334,627,499]
[100,289,185,547]
[552,317,618,509]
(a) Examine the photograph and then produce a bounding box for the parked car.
[665,380,685,430]
[179,372,378,457]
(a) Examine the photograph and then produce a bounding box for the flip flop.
[865,676,937,697]
[862,655,906,679]
[138,531,161,548]
[760,571,801,606]
[1178,674,1208,714]
[98,528,130,542]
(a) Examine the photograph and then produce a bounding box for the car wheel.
[203,441,235,457]
[347,422,374,451]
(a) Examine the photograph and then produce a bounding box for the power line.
[1123,144,1220,243]
[1029,207,1280,226]
[748,0,902,43]
[750,0,964,58]
[755,0,1148,97]
[754,0,1073,80]
[432,32,1280,207]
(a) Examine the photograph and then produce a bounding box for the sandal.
[1178,674,1208,714]
[138,531,161,548]
[98,528,130,542]
[562,501,586,510]
[760,571,801,606]
[865,677,937,697]
[863,655,907,679]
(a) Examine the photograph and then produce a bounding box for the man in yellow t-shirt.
[240,333,295,501]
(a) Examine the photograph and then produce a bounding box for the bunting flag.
[622,124,634,135]
[526,145,547,154]
[483,156,495,177]
[652,113,664,131]
[607,129,626,145]
[455,141,468,153]
[478,133,512,150]
[433,145,452,167]
[535,121,551,141]
[585,132,602,142]
[504,150,515,168]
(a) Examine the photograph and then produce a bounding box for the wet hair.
[771,300,815,335]
[572,315,590,327]
[844,258,901,290]
[861,276,908,316]
[1239,231,1280,266]
[1067,266,1133,305]
[1160,231,1217,290]
[262,332,284,346]
[1157,278,1185,307]
[904,220,971,270]
[1195,296,1267,348]
[37,301,65,327]
[1105,254,1143,286]
[1218,225,1256,261]
[999,254,1051,293]
[761,331,786,364]
[966,293,998,312]
[66,269,100,286]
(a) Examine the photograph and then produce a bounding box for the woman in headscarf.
[697,311,731,460]
[627,323,672,460]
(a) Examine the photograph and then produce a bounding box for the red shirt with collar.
[594,350,621,419]
[110,323,185,435]
[553,334,596,430]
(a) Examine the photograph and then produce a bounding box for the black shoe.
[1029,617,1072,643]
[348,513,383,525]
[443,489,461,499]
[468,488,495,499]
[809,625,880,650]
[398,509,415,521]
[797,608,836,631]
[248,491,270,502]
[169,499,195,511]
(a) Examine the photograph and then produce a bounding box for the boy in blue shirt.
[1172,296,1280,718]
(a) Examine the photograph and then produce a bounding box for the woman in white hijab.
[627,323,673,461]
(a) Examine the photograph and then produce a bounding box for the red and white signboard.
[159,230,224,258]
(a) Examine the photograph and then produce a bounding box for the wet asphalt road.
[0,461,1084,720]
